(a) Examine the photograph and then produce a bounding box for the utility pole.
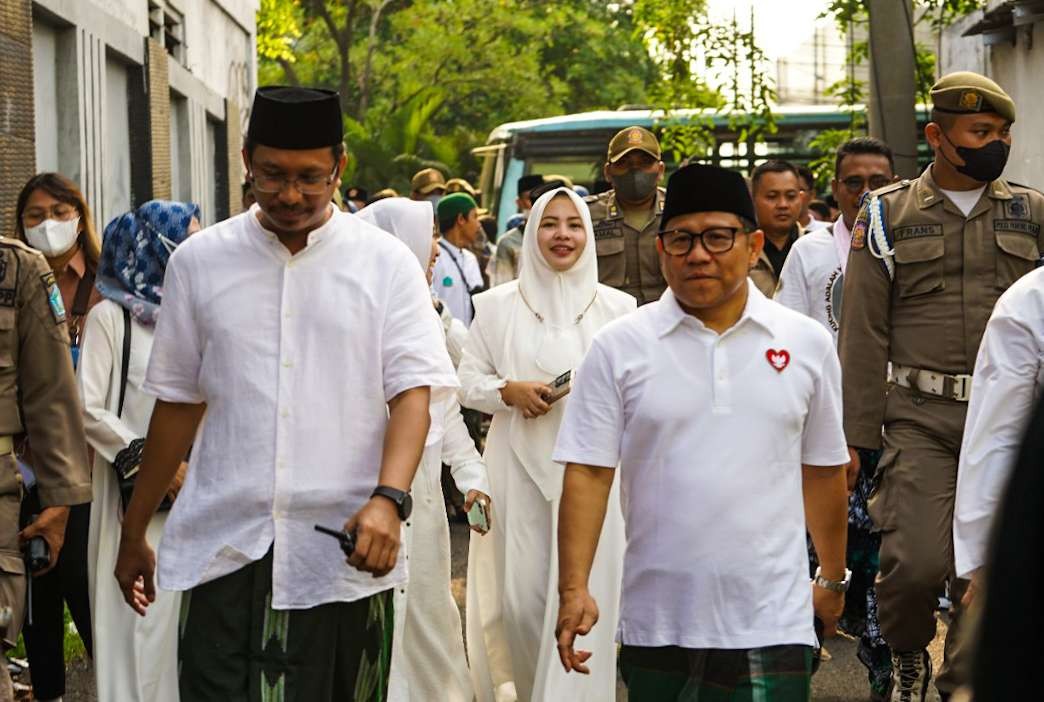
[866,0,920,178]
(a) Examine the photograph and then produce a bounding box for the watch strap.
[814,567,852,593]
[371,485,409,519]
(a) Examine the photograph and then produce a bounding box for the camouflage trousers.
[178,549,393,702]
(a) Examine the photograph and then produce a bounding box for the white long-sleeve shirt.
[955,267,1044,578]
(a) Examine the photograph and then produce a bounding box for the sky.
[706,0,832,61]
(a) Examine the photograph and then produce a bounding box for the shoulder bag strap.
[71,267,96,318]
[117,307,131,418]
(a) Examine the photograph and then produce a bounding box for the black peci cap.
[247,86,343,150]
[662,163,757,229]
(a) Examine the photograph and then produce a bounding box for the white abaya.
[360,198,491,702]
[459,188,634,702]
[78,300,180,702]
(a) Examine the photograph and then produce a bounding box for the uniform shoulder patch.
[873,179,913,199]
[851,216,867,250]
[41,271,66,324]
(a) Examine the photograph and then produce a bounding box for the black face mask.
[612,170,659,202]
[941,131,1010,183]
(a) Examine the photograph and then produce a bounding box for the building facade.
[0,0,257,238]
[941,0,1044,188]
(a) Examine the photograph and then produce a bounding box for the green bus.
[474,106,881,233]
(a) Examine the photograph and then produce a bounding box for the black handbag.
[112,308,172,512]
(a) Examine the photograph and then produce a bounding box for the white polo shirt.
[432,240,483,326]
[954,266,1044,578]
[144,206,458,609]
[553,282,848,649]
[774,216,851,343]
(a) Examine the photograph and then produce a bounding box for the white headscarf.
[356,197,449,447]
[502,187,609,500]
[355,198,435,274]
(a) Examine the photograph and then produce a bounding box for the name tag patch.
[892,224,943,242]
[41,272,66,324]
[994,219,1040,237]
[594,223,622,241]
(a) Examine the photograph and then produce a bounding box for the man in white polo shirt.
[553,163,851,701]
[114,87,458,700]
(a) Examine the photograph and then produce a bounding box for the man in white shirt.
[114,86,458,700]
[432,193,485,326]
[954,266,1044,595]
[775,136,898,701]
[553,163,851,702]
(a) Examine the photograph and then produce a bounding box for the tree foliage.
[256,0,659,191]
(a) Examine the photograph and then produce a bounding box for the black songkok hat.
[247,86,343,150]
[662,163,757,229]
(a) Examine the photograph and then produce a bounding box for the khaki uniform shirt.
[589,188,667,306]
[838,167,1044,449]
[0,238,91,644]
[490,226,523,286]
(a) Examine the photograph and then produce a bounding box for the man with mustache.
[839,72,1044,701]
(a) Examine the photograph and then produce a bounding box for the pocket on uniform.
[867,447,899,532]
[0,548,26,646]
[994,230,1039,290]
[893,237,945,298]
[596,235,626,287]
[0,308,14,368]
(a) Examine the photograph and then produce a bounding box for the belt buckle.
[953,375,972,402]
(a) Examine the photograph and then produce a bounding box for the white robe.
[460,281,630,702]
[78,300,180,702]
[388,399,489,702]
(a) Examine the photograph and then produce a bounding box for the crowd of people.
[0,70,1039,702]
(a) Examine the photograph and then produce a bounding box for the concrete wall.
[0,0,256,234]
[940,9,1044,188]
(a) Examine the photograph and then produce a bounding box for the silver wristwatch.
[813,567,852,593]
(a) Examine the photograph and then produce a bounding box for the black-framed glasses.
[658,227,742,256]
[249,165,338,195]
[840,175,892,194]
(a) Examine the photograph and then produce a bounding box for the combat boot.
[890,650,932,702]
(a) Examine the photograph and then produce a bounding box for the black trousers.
[20,491,92,700]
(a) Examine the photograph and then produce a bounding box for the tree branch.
[358,0,394,119]
[277,57,301,86]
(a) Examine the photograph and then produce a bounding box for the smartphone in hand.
[467,500,490,534]
[547,370,572,404]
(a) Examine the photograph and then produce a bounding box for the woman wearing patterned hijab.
[79,200,199,702]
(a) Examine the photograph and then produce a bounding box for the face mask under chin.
[941,130,1010,183]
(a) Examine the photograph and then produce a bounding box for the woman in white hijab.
[459,187,634,702]
[357,198,491,702]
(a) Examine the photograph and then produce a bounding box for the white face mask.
[24,217,80,257]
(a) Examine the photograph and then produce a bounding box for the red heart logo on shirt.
[766,349,790,372]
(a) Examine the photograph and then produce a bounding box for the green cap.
[436,192,477,224]
[930,71,1015,123]
[608,126,661,163]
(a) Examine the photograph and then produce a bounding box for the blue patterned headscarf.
[96,200,200,326]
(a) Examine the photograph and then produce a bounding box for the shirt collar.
[654,280,776,339]
[833,214,850,240]
[251,204,339,254]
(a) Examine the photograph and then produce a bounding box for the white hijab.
[356,198,449,447]
[502,187,609,500]
[355,198,435,275]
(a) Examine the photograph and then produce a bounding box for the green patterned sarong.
[178,549,393,702]
[620,644,813,702]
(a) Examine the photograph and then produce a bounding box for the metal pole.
[867,0,920,178]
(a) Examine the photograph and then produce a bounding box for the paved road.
[450,522,950,701]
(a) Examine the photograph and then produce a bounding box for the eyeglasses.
[21,203,78,228]
[658,227,742,256]
[249,166,338,195]
[840,175,892,194]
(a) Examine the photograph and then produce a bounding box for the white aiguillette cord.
[518,284,597,325]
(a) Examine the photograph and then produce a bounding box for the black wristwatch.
[371,486,413,520]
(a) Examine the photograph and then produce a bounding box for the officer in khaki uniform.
[838,73,1043,701]
[588,126,667,305]
[0,237,91,699]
